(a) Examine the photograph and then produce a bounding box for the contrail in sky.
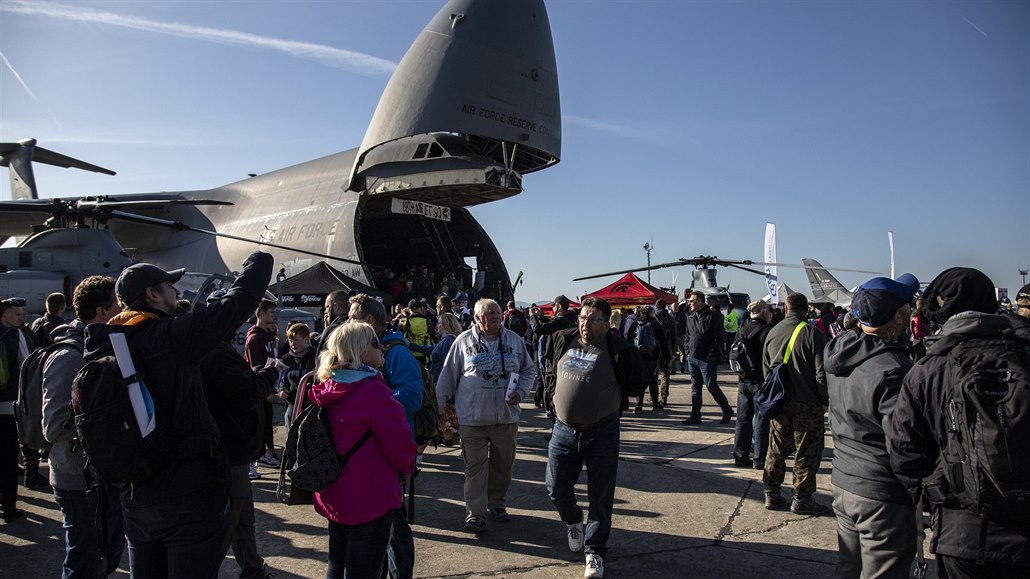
[566,114,650,139]
[2,49,63,130]
[2,0,398,77]
[0,50,37,99]
[962,17,988,37]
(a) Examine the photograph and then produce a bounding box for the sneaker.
[259,454,280,468]
[764,491,787,510]
[733,457,751,468]
[681,415,702,425]
[248,464,261,480]
[462,515,486,534]
[720,408,734,424]
[632,405,643,414]
[567,521,585,552]
[753,460,764,470]
[791,495,830,516]
[584,553,604,578]
[652,402,664,411]
[488,507,510,523]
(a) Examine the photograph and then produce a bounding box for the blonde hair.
[609,309,622,329]
[317,321,378,381]
[437,312,463,337]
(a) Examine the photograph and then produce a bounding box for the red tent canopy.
[534,300,581,317]
[580,272,677,307]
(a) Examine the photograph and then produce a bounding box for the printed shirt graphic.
[462,338,512,390]
[553,339,620,426]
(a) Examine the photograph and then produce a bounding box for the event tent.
[580,272,677,307]
[269,262,391,308]
[761,282,797,305]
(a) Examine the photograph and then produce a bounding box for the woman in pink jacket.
[310,322,417,578]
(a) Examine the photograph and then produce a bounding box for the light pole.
[1020,269,1028,287]
[643,242,652,284]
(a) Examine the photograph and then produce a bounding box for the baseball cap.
[655,299,667,308]
[553,295,570,309]
[850,273,920,327]
[116,263,185,304]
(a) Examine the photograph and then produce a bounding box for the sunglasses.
[2,297,26,307]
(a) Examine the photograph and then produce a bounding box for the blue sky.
[2,0,1027,304]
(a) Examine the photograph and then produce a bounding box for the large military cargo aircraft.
[0,0,561,311]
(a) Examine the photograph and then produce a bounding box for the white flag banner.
[888,231,895,279]
[764,223,779,304]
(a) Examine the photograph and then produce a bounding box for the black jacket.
[825,330,912,504]
[83,251,272,500]
[686,307,721,360]
[551,327,649,412]
[889,312,1030,565]
[654,307,678,362]
[201,341,278,465]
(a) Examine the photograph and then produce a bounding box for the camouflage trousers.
[658,364,672,403]
[763,400,825,498]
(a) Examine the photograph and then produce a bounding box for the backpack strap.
[783,322,807,364]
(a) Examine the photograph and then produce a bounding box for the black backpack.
[728,337,754,376]
[278,399,371,504]
[729,325,763,378]
[504,309,529,337]
[634,320,657,355]
[15,339,82,450]
[70,354,171,485]
[382,339,441,446]
[936,325,1030,526]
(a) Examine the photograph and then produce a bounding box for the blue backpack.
[755,322,806,420]
[634,320,657,355]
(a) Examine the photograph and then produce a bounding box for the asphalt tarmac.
[1,370,936,578]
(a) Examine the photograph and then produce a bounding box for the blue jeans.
[122,486,227,579]
[326,510,393,579]
[687,356,731,417]
[733,381,769,463]
[53,486,126,579]
[545,416,620,558]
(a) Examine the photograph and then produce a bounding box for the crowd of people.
[1,255,1028,579]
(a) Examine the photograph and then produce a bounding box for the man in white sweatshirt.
[437,298,536,535]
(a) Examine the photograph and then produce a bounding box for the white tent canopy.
[761,282,796,304]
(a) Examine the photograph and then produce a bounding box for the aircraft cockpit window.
[413,143,429,159]
[427,143,444,158]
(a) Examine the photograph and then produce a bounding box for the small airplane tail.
[0,138,115,200]
[802,258,851,303]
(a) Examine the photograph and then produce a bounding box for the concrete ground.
[2,370,935,578]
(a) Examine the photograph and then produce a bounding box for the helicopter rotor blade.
[725,263,768,276]
[107,209,373,268]
[80,198,234,210]
[571,259,693,282]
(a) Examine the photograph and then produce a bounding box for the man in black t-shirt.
[547,297,647,579]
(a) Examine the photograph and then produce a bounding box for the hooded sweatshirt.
[41,320,88,490]
[310,367,416,526]
[435,325,537,427]
[825,329,913,504]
